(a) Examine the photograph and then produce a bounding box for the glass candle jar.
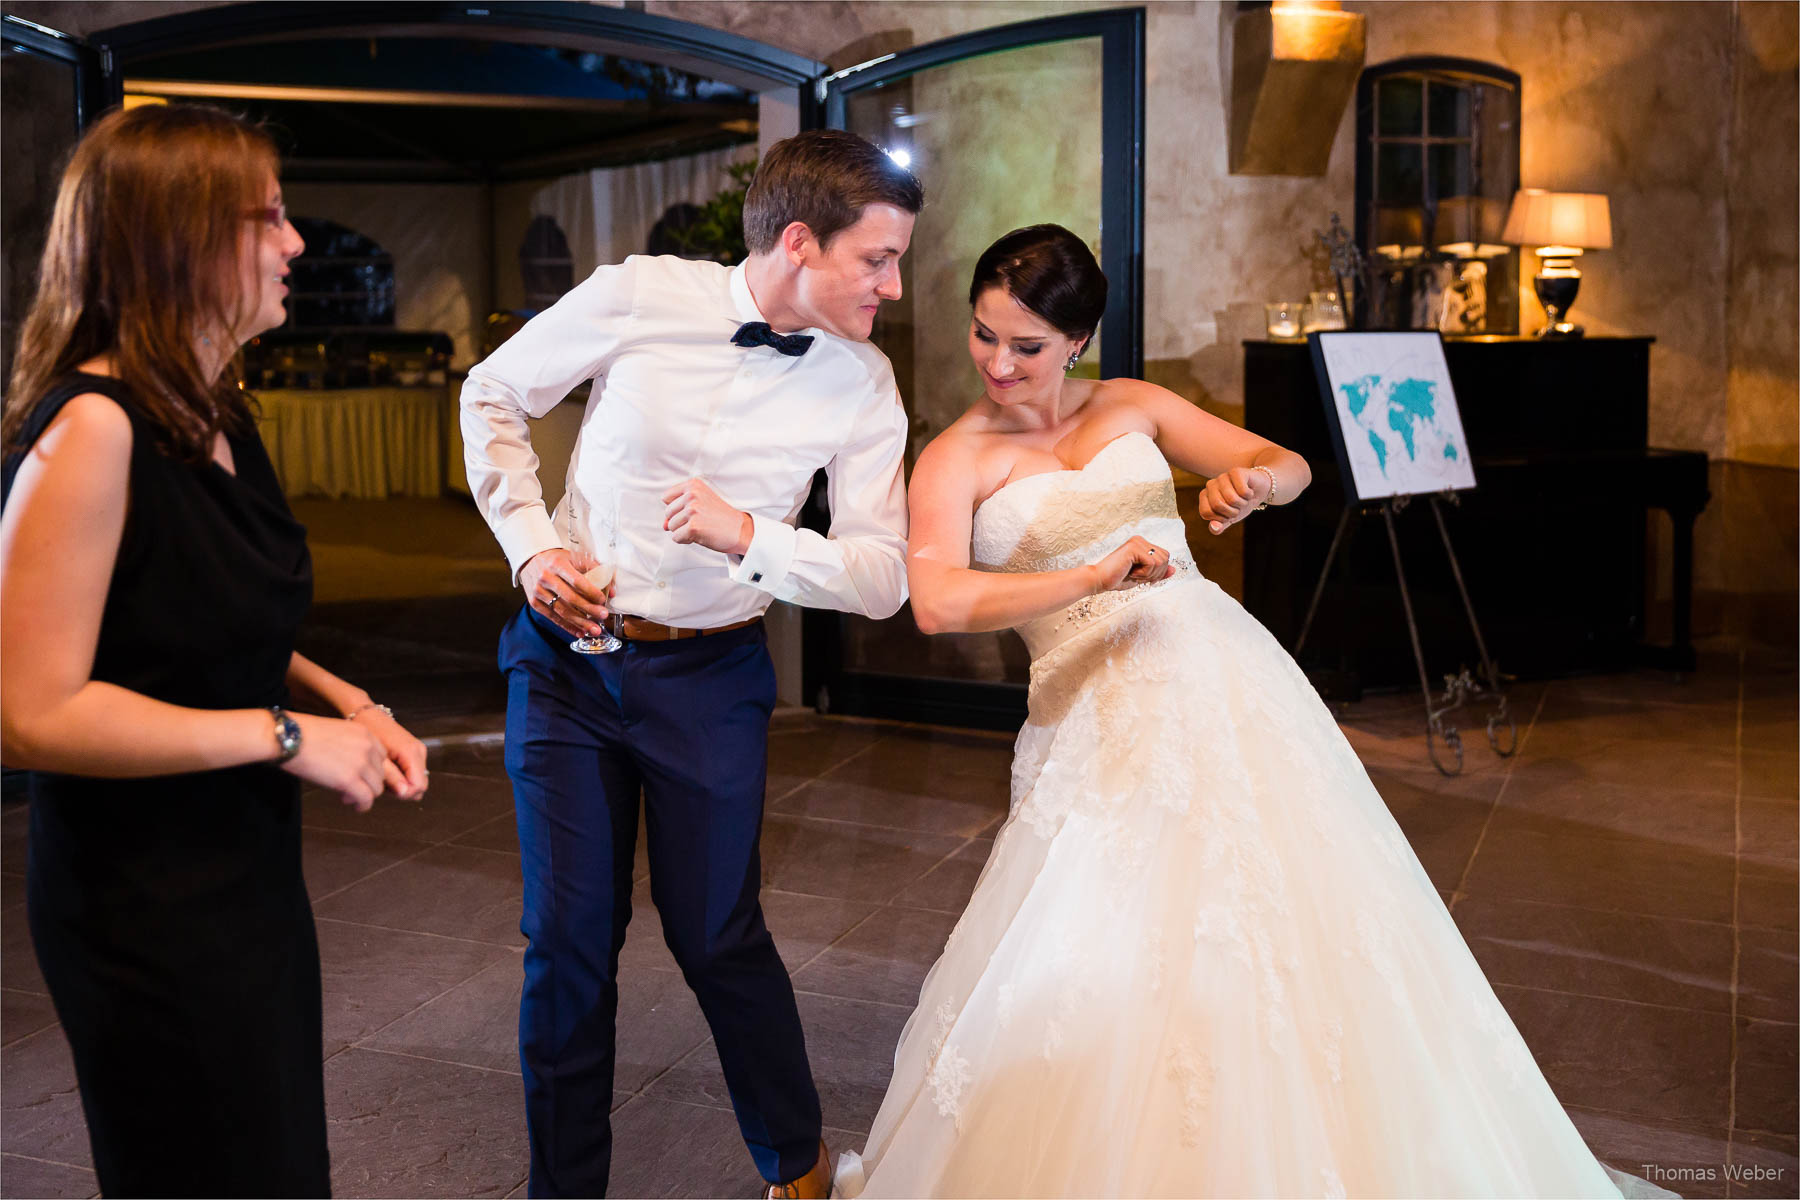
[1264,300,1303,341]
[1302,290,1346,332]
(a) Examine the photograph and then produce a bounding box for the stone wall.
[1718,2,1798,643]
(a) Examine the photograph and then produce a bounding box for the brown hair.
[3,103,279,462]
[969,225,1108,349]
[742,129,923,255]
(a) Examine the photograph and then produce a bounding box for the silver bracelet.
[1252,465,1278,511]
[346,701,394,721]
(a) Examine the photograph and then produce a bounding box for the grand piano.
[1241,336,1710,696]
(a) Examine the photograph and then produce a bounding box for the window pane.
[1473,83,1520,201]
[287,217,396,328]
[1377,77,1422,136]
[1429,142,1471,201]
[1426,79,1470,138]
[1376,142,1423,207]
[520,215,574,311]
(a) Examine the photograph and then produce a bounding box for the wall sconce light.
[1228,0,1366,175]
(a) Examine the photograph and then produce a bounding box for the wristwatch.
[269,706,302,762]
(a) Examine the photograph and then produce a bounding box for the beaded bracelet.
[1252,465,1278,511]
[346,701,395,721]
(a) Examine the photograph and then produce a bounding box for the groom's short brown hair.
[743,130,923,255]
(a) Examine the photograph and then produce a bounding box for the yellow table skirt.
[254,386,446,499]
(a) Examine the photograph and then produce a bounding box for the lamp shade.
[1501,189,1612,249]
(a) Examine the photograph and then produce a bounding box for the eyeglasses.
[244,203,289,231]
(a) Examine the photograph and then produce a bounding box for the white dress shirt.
[460,254,910,628]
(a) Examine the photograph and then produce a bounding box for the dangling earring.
[1065,346,1082,373]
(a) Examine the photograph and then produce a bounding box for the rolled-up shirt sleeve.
[460,260,640,583]
[729,376,910,619]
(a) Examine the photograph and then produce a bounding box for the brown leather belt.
[602,613,762,643]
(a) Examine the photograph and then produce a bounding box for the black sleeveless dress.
[2,374,328,1197]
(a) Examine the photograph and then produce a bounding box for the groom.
[460,131,921,1198]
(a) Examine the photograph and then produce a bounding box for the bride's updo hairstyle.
[967,224,1108,353]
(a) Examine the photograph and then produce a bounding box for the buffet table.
[255,386,447,499]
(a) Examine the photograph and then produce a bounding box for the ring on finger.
[546,593,559,606]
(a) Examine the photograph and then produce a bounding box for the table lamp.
[1501,189,1612,337]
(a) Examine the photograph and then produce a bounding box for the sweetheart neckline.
[975,430,1158,514]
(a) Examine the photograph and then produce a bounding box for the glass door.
[806,8,1145,728]
[2,15,115,381]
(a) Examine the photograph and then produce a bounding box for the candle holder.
[1303,290,1346,333]
[1265,300,1303,341]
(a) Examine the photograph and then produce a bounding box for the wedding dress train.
[836,432,1670,1199]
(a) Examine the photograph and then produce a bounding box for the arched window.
[520,216,574,312]
[286,218,396,329]
[647,202,705,258]
[1354,57,1521,334]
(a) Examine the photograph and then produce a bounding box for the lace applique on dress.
[1321,1016,1345,1085]
[1354,908,1413,1013]
[1471,990,1538,1088]
[923,998,974,1127]
[1165,1038,1214,1149]
[1093,817,1154,909]
[1040,933,1097,1062]
[928,1042,973,1129]
[928,1000,956,1060]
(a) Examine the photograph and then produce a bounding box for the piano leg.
[1641,503,1702,674]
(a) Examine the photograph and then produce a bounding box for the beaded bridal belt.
[1019,557,1201,660]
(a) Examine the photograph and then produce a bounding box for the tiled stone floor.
[2,647,1794,1199]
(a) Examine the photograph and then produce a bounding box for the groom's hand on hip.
[521,547,611,639]
[661,478,754,556]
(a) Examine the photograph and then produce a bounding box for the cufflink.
[751,572,763,583]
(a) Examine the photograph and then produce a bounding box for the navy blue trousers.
[500,605,820,1197]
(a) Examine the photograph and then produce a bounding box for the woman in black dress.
[0,104,429,1196]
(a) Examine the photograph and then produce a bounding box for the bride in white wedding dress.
[834,226,1672,1200]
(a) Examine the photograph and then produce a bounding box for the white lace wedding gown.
[835,432,1669,1199]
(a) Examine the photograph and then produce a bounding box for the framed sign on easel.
[1301,331,1512,775]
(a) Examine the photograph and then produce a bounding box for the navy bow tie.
[730,321,813,357]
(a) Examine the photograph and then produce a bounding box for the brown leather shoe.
[763,1139,830,1200]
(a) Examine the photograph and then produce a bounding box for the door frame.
[3,13,112,122]
[803,7,1147,728]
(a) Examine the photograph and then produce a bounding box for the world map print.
[1315,333,1477,501]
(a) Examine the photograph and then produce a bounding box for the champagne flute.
[567,489,623,655]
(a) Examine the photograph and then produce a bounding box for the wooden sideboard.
[1242,336,1709,695]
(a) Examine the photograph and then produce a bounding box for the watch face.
[274,710,302,758]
